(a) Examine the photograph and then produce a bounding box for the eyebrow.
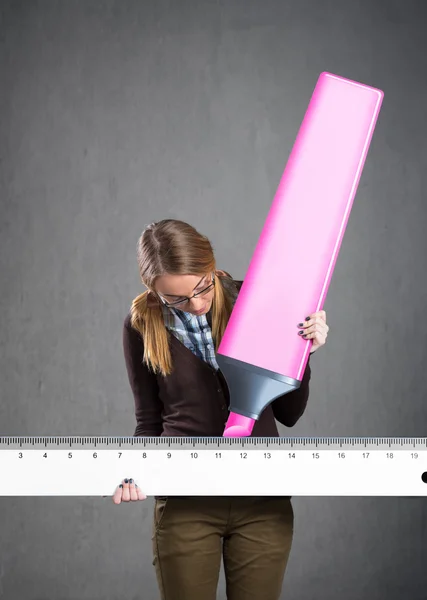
[161,275,207,298]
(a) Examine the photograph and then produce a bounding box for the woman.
[115,219,329,600]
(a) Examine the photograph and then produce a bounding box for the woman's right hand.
[112,478,147,504]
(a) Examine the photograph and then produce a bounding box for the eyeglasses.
[158,273,215,308]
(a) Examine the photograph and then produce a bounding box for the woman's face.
[154,273,215,315]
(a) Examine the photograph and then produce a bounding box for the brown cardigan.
[123,279,312,438]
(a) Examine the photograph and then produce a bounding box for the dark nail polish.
[135,484,138,488]
[298,330,304,335]
[119,484,123,488]
[305,316,310,321]
[129,478,133,483]
[298,323,304,327]
[303,334,307,338]
[124,479,129,483]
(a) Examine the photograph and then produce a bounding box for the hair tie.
[146,291,160,308]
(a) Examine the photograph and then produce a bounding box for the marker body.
[218,72,384,436]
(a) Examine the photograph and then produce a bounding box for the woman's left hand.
[297,310,329,354]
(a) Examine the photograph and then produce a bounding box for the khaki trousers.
[152,496,294,600]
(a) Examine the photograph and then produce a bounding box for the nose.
[190,298,205,310]
[189,297,205,311]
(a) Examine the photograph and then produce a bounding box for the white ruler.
[1,437,426,496]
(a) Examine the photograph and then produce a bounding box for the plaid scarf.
[161,303,219,370]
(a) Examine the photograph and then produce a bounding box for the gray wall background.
[1,0,427,598]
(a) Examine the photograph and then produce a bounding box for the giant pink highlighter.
[217,72,384,437]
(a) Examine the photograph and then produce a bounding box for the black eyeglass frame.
[158,273,216,308]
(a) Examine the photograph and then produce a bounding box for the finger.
[113,484,123,505]
[298,316,319,328]
[298,323,326,336]
[136,485,147,501]
[309,317,329,332]
[299,324,314,334]
[301,325,323,338]
[309,310,326,321]
[302,331,316,340]
[301,311,326,325]
[121,478,131,502]
[301,330,314,339]
[304,331,325,343]
[129,479,138,501]
[307,331,327,342]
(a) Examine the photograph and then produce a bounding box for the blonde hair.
[130,219,235,376]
